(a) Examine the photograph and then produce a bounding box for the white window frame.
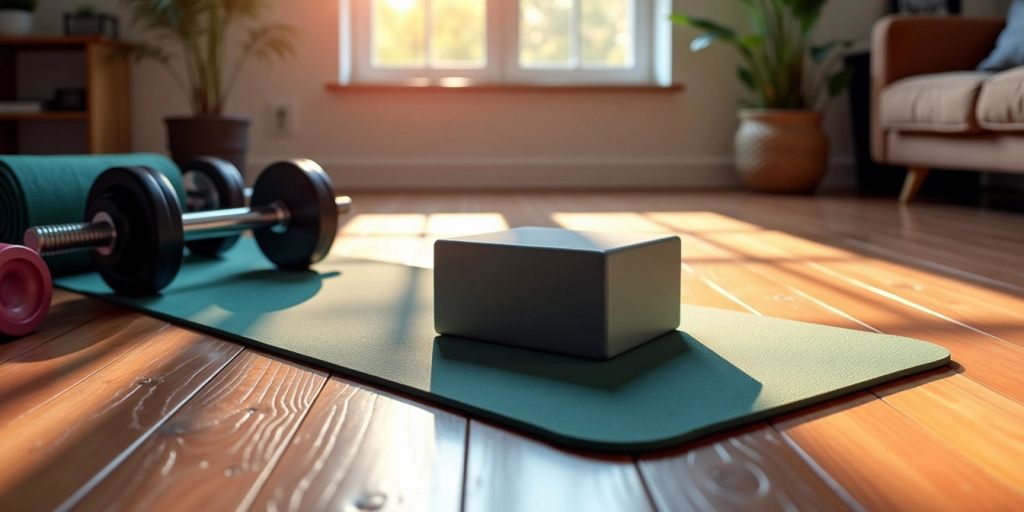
[339,0,672,86]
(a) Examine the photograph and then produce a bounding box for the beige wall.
[32,0,1010,189]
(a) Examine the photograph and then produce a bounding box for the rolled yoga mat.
[56,239,952,452]
[0,154,185,275]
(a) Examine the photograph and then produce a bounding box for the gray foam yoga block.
[434,227,681,359]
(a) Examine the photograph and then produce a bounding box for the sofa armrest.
[871,15,1005,163]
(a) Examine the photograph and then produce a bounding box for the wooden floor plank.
[250,377,467,512]
[682,234,1024,500]
[746,197,1024,293]
[702,230,1024,402]
[0,312,168,429]
[0,327,240,510]
[73,350,326,511]
[638,425,852,512]
[4,191,1023,509]
[775,393,1024,511]
[875,369,1024,493]
[547,194,1024,507]
[464,421,653,512]
[266,193,479,512]
[0,290,114,365]
[766,196,1024,256]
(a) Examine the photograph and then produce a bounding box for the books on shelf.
[0,101,43,114]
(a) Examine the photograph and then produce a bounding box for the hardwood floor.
[2,192,1024,511]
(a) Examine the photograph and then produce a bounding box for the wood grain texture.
[775,393,1024,511]
[532,192,1024,508]
[702,227,1024,402]
[0,290,114,365]
[464,421,653,512]
[0,326,240,510]
[638,425,852,512]
[4,191,1024,510]
[876,369,1024,493]
[74,350,326,511]
[0,312,167,429]
[85,41,131,153]
[251,377,467,512]
[680,236,1024,506]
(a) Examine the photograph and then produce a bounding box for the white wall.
[31,0,1010,189]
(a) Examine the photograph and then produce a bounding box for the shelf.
[0,36,119,49]
[0,111,88,121]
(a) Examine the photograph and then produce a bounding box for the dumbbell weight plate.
[87,167,185,296]
[251,160,338,270]
[183,157,247,257]
[0,243,52,337]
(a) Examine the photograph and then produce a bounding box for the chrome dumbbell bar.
[25,196,352,256]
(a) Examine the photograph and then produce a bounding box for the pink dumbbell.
[0,243,52,338]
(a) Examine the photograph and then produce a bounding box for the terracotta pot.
[166,116,251,177]
[734,109,828,194]
[0,10,33,36]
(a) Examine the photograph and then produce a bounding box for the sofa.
[872,15,1023,202]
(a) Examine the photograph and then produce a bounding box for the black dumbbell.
[23,159,353,296]
[182,157,247,257]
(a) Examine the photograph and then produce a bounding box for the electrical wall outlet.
[268,99,298,137]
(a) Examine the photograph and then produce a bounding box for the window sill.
[325,81,685,93]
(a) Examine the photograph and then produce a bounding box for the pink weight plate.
[0,243,52,337]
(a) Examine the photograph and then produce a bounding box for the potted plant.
[672,1,851,193]
[119,0,297,176]
[0,0,36,37]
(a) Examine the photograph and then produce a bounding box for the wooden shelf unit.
[0,36,130,154]
[0,111,89,121]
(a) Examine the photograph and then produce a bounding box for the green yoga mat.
[56,238,950,452]
[0,154,184,275]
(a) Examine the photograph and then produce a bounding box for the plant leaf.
[827,68,853,97]
[243,23,299,63]
[811,42,837,63]
[811,39,854,62]
[737,67,756,91]
[669,14,738,40]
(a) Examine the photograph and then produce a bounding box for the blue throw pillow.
[979,0,1024,72]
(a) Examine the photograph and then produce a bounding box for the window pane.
[373,0,426,68]
[520,0,572,68]
[581,0,632,67]
[432,0,486,68]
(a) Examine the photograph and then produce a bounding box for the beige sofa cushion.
[880,71,990,133]
[977,66,1024,131]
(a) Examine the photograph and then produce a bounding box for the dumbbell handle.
[25,196,352,256]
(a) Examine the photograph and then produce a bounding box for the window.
[340,0,672,86]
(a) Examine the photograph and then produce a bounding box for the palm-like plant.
[671,0,851,111]
[119,0,297,116]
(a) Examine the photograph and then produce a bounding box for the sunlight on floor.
[334,212,509,268]
[330,202,1024,341]
[547,209,1024,340]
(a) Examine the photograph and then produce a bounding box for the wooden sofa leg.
[900,166,930,204]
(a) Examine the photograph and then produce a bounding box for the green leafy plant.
[74,4,99,16]
[119,0,298,116]
[0,0,38,12]
[671,0,851,111]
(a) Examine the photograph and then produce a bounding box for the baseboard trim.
[247,155,855,191]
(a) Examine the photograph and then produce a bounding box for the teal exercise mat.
[0,154,185,275]
[55,239,950,452]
